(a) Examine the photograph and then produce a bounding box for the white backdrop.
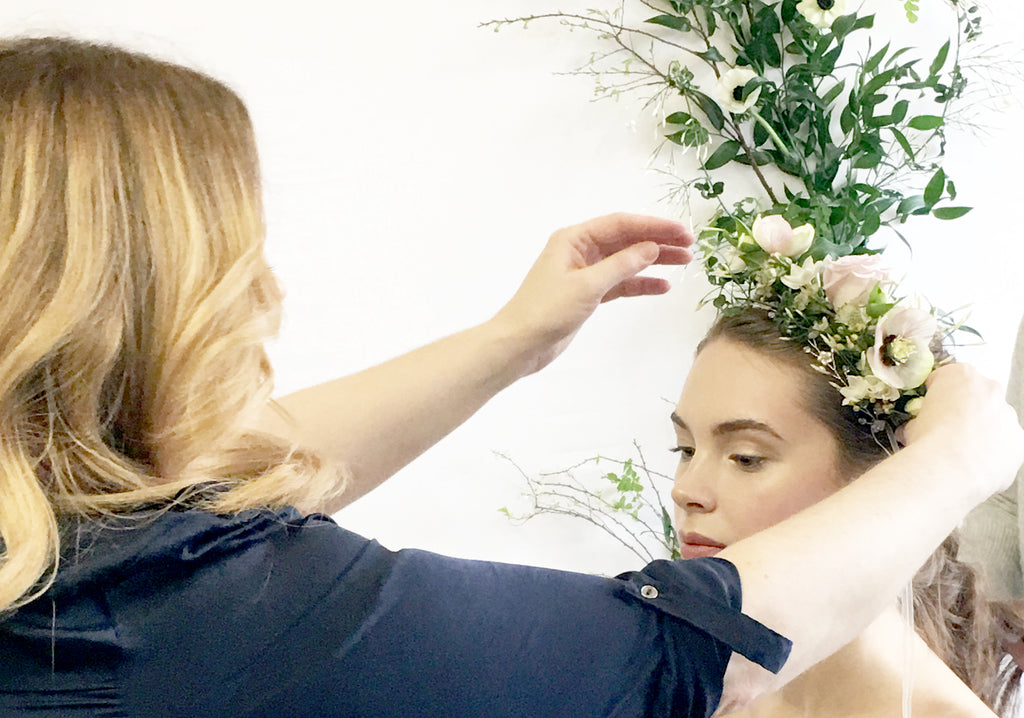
[3,0,1022,576]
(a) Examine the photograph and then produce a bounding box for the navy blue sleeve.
[0,509,791,718]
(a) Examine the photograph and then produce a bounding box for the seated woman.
[670,305,1023,717]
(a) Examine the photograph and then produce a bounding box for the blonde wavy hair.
[0,36,342,616]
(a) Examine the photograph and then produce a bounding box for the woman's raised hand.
[902,363,1024,501]
[490,213,695,376]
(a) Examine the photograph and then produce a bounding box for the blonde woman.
[0,36,1020,718]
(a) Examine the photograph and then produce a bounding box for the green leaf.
[831,13,858,39]
[932,206,972,220]
[840,103,856,135]
[692,91,725,130]
[821,79,846,105]
[645,14,692,31]
[863,43,890,75]
[889,127,915,161]
[929,40,950,76]
[946,179,957,201]
[860,210,882,236]
[862,68,896,96]
[666,128,709,147]
[924,168,946,205]
[890,99,909,125]
[703,140,741,170]
[852,152,882,169]
[665,111,694,125]
[698,46,725,63]
[897,195,927,215]
[908,115,944,130]
[854,14,875,30]
[866,286,895,318]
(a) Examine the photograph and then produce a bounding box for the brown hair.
[0,37,344,616]
[701,307,1022,715]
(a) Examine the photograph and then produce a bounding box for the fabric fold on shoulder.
[618,557,792,674]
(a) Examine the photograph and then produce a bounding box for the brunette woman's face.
[671,338,846,559]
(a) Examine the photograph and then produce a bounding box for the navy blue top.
[0,507,790,717]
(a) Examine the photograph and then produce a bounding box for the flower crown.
[698,211,953,437]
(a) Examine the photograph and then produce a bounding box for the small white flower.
[836,303,870,332]
[840,373,901,406]
[905,397,925,417]
[796,0,849,29]
[719,244,747,274]
[716,67,762,114]
[752,215,815,258]
[866,307,937,390]
[781,256,821,290]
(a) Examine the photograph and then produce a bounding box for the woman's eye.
[730,454,765,471]
[670,445,695,461]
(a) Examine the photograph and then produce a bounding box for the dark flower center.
[817,0,835,9]
[880,334,898,366]
[732,85,744,101]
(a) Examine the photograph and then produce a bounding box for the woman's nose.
[671,458,716,513]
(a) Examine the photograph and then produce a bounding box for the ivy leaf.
[932,206,972,220]
[704,140,741,170]
[908,115,944,130]
[645,14,692,31]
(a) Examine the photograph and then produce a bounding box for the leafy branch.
[497,442,680,563]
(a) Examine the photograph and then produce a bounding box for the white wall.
[3,0,1022,576]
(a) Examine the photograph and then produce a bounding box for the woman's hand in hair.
[490,213,695,377]
[901,363,1024,500]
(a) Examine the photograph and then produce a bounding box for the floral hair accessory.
[487,0,985,437]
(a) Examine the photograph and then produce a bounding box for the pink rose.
[822,255,893,308]
[751,215,814,258]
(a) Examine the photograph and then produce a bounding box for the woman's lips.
[678,532,726,559]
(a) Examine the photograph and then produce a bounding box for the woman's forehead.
[677,339,820,436]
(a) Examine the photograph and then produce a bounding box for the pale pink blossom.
[751,215,814,257]
[866,307,937,390]
[822,254,893,308]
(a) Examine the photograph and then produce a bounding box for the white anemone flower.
[796,0,849,30]
[716,67,761,114]
[866,308,937,390]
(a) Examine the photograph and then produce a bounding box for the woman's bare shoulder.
[725,608,998,718]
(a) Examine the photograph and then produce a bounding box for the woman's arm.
[715,363,1024,713]
[256,213,694,512]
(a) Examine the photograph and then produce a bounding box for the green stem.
[749,108,795,159]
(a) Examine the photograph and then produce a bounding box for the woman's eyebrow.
[671,412,783,441]
[713,419,784,441]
